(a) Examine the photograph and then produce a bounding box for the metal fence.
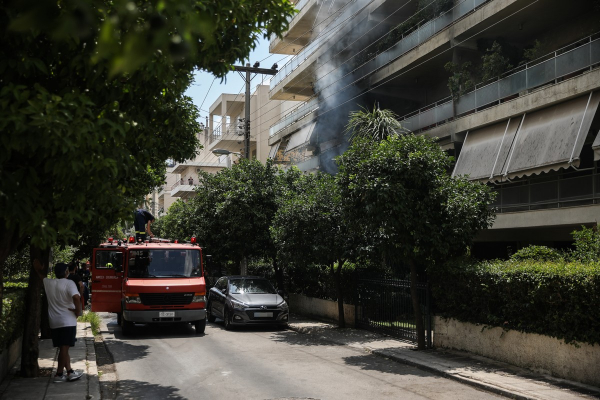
[491,166,600,213]
[355,277,432,347]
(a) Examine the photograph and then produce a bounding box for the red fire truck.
[91,236,207,335]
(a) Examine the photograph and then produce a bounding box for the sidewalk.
[0,322,100,400]
[288,315,600,400]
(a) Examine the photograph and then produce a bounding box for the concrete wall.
[289,294,355,327]
[434,316,600,387]
[0,336,22,384]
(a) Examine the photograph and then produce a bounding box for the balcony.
[171,160,228,174]
[491,167,600,214]
[270,0,352,55]
[269,97,319,138]
[398,34,600,134]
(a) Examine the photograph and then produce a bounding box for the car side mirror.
[277,289,284,296]
[221,288,227,295]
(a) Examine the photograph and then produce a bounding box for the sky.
[184,37,291,124]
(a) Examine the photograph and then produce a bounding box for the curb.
[83,322,101,400]
[287,323,596,400]
[369,348,532,400]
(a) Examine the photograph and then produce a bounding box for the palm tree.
[345,104,408,143]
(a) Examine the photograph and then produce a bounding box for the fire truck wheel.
[120,315,134,336]
[206,303,216,323]
[117,313,122,325]
[194,318,206,334]
[224,308,232,330]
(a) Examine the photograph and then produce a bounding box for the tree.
[346,105,406,142]
[336,134,495,349]
[0,0,296,376]
[189,159,282,276]
[271,172,352,327]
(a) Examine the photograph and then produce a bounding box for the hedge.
[0,288,26,352]
[431,260,600,345]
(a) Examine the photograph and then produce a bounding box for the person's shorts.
[136,233,147,242]
[51,326,77,347]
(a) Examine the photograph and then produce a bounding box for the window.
[127,249,202,278]
[95,251,123,270]
[229,278,276,294]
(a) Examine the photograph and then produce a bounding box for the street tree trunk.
[0,222,23,320]
[331,261,345,328]
[409,259,426,350]
[20,244,49,377]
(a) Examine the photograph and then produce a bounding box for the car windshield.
[127,250,202,278]
[229,279,276,294]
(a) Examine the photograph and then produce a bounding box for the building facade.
[267,0,600,256]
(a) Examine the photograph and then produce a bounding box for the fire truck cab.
[91,237,207,335]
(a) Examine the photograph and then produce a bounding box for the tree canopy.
[271,171,352,327]
[0,0,296,259]
[336,132,495,348]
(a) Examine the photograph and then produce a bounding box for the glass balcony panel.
[437,101,454,122]
[501,185,529,206]
[560,175,593,200]
[453,0,472,20]
[475,81,499,108]
[402,114,421,132]
[418,21,434,46]
[403,30,418,54]
[433,12,453,34]
[592,38,600,64]
[499,70,526,98]
[529,181,558,203]
[475,0,487,6]
[526,59,555,89]
[455,91,475,115]
[420,107,436,128]
[556,43,590,78]
[375,50,391,70]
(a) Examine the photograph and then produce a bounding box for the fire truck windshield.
[127,250,202,278]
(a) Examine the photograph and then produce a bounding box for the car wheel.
[194,318,206,334]
[120,314,134,336]
[224,308,232,330]
[207,302,216,323]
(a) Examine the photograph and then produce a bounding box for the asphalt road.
[98,313,500,400]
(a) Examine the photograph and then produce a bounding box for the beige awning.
[268,141,281,159]
[453,92,600,182]
[502,92,600,180]
[452,118,521,180]
[285,121,316,153]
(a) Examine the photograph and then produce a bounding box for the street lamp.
[212,148,241,168]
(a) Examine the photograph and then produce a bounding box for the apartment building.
[268,0,600,256]
[156,84,294,214]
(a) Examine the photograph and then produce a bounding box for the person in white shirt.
[40,262,83,382]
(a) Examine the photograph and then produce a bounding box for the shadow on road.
[117,379,186,400]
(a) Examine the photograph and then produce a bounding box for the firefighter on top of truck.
[134,206,155,242]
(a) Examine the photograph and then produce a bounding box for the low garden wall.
[434,316,600,387]
[0,336,22,384]
[289,294,355,327]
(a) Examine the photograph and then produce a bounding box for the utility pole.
[232,63,278,159]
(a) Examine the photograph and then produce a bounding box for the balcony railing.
[398,34,600,133]
[270,97,319,137]
[491,167,600,213]
[209,123,243,144]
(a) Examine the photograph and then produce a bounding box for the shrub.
[510,245,563,262]
[431,260,600,345]
[570,226,600,262]
[0,288,26,352]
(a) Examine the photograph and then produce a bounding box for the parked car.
[207,276,289,329]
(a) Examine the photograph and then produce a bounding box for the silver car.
[207,276,289,329]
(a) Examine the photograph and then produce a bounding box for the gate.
[355,277,432,347]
